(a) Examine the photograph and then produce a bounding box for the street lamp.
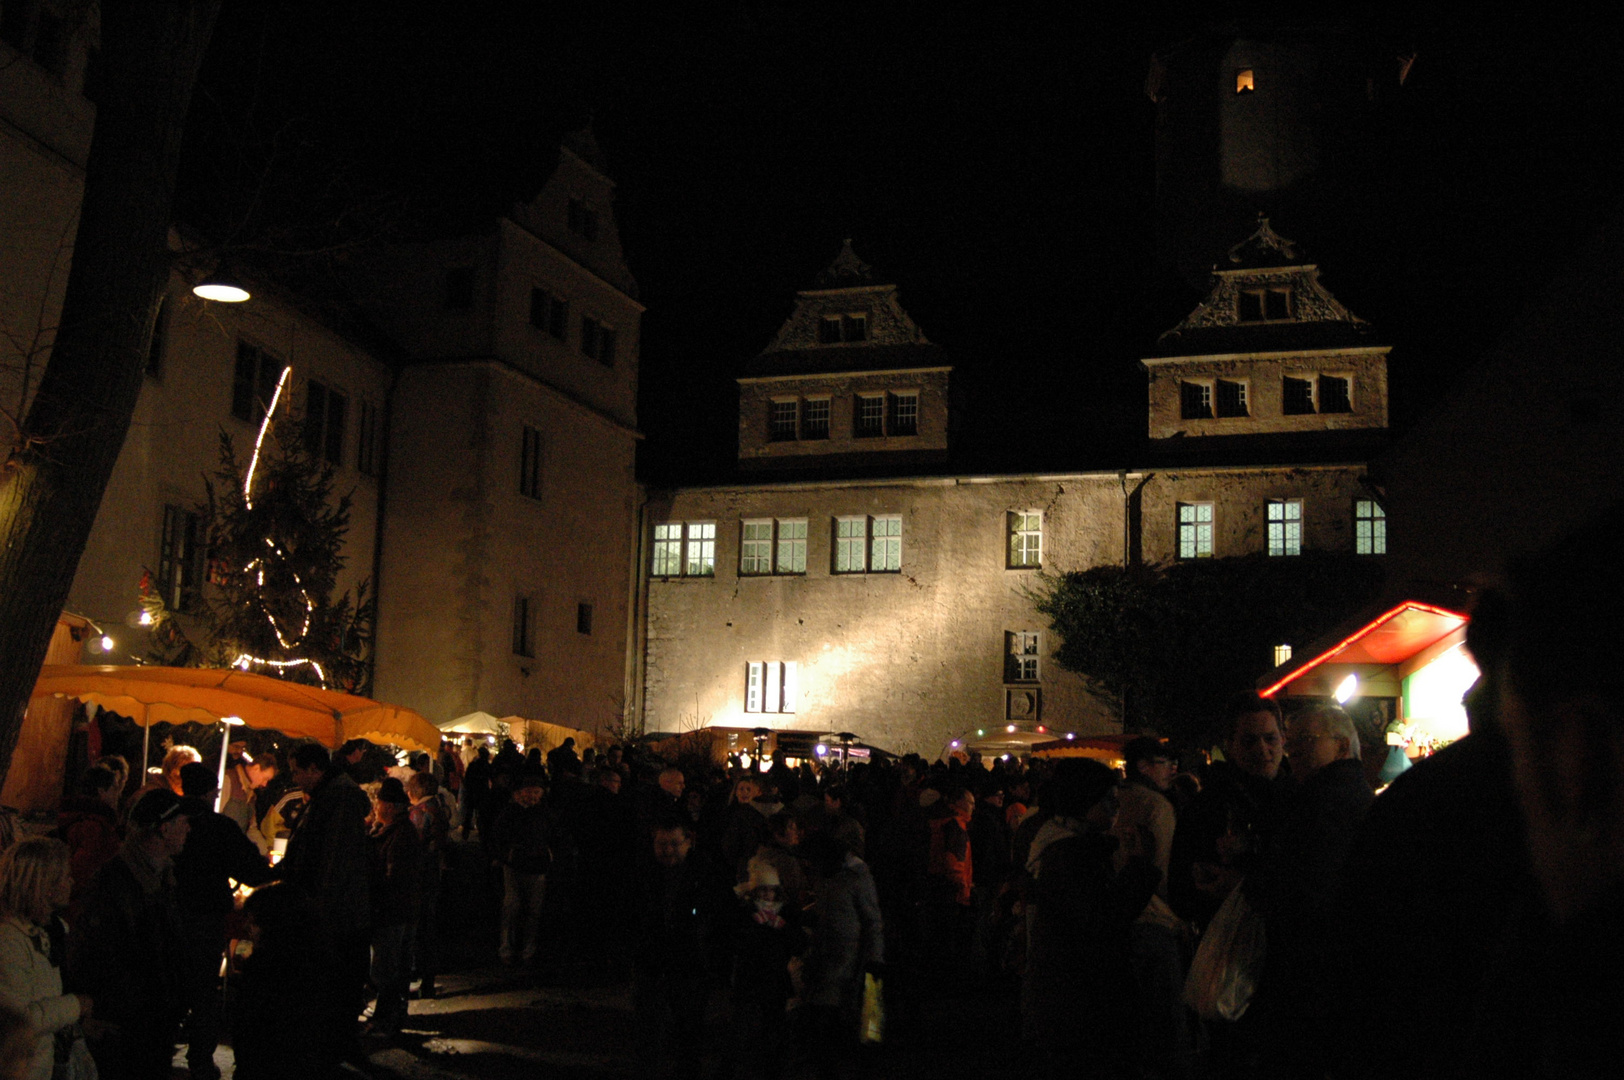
[193,264,250,303]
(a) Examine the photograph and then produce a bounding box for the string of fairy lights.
[227,365,329,687]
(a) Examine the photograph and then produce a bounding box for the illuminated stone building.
[636,225,1389,756]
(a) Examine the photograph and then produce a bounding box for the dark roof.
[741,341,946,379]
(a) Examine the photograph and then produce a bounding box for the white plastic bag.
[1182,880,1267,1021]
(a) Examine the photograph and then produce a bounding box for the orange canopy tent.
[30,664,442,753]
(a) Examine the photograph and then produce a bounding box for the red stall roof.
[1258,601,1469,698]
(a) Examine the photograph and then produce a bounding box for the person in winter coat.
[367,778,423,1036]
[230,883,335,1080]
[67,789,192,1080]
[802,831,883,1080]
[727,859,802,1080]
[174,763,274,1079]
[281,742,373,1062]
[1022,760,1160,1080]
[493,769,553,965]
[54,764,121,927]
[0,838,92,1080]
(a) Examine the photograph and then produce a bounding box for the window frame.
[231,340,283,425]
[1267,498,1303,557]
[512,593,535,657]
[834,515,901,574]
[529,286,569,340]
[768,399,799,442]
[519,424,544,500]
[581,315,616,365]
[1180,380,1213,420]
[775,518,808,574]
[1354,499,1387,555]
[1006,631,1041,684]
[1008,511,1042,569]
[304,379,347,467]
[1177,502,1214,560]
[740,519,775,576]
[356,400,381,478]
[1216,378,1249,418]
[157,503,204,612]
[888,392,919,436]
[1238,286,1291,323]
[745,661,799,714]
[854,394,885,438]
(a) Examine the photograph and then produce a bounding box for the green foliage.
[143,423,374,692]
[1033,551,1384,739]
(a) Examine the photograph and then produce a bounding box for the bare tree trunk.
[0,1,219,788]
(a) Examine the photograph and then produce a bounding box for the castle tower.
[1147,24,1412,282]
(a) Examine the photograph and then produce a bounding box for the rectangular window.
[834,517,867,573]
[304,380,347,466]
[684,522,716,577]
[801,398,830,439]
[1236,68,1255,94]
[444,268,474,309]
[519,424,544,499]
[1178,503,1214,560]
[530,287,569,339]
[1180,381,1213,420]
[1355,499,1387,555]
[1274,644,1293,667]
[1239,287,1290,322]
[1267,499,1303,557]
[357,401,381,478]
[776,519,808,574]
[745,661,798,714]
[512,594,535,657]
[855,395,885,437]
[1006,632,1041,683]
[652,523,684,576]
[888,392,919,435]
[819,317,842,344]
[769,400,799,442]
[1008,511,1042,568]
[843,314,867,341]
[232,342,283,424]
[577,602,593,635]
[1319,375,1352,413]
[1282,376,1316,415]
[581,316,616,365]
[1216,379,1249,417]
[157,504,203,612]
[870,515,902,571]
[740,520,774,575]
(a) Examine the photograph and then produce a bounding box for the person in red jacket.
[55,765,121,928]
[922,785,975,988]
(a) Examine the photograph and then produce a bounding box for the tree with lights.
[142,386,375,692]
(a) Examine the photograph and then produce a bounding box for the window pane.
[1217,380,1248,417]
[686,523,715,576]
[819,317,842,344]
[653,524,683,576]
[1355,500,1387,555]
[741,521,773,574]
[835,518,865,572]
[764,661,782,714]
[889,393,919,435]
[855,396,885,437]
[871,516,901,571]
[1178,503,1213,559]
[777,519,807,574]
[746,662,763,712]
[1265,288,1291,320]
[844,314,867,341]
[1268,500,1302,557]
[770,401,798,441]
[801,399,830,439]
[1319,375,1352,413]
[1283,377,1315,415]
[1181,381,1212,420]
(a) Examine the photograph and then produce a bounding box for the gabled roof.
[742,240,941,378]
[1152,215,1379,356]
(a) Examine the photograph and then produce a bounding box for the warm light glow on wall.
[1236,68,1255,94]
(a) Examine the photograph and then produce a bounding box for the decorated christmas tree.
[141,372,374,692]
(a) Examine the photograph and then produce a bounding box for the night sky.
[177,7,1624,485]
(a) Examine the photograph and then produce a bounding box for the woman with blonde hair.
[0,837,93,1080]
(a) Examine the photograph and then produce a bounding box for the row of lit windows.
[656,511,1044,579]
[769,392,918,441]
[1179,374,1352,420]
[1177,499,1386,559]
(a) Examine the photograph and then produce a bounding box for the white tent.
[438,710,506,736]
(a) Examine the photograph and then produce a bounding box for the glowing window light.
[1236,68,1255,94]
[1334,673,1360,704]
[1274,643,1293,667]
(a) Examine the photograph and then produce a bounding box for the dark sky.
[181,7,1624,486]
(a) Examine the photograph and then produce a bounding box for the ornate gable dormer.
[1158,216,1366,347]
[1141,217,1390,443]
[759,240,932,356]
[738,241,949,471]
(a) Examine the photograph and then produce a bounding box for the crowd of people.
[3,501,1624,1080]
